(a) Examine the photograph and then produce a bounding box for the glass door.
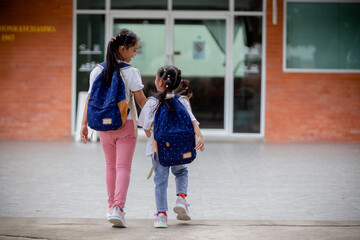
[173,19,226,129]
[112,18,167,99]
[112,15,228,131]
[74,0,265,138]
[233,16,262,133]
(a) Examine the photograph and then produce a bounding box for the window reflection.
[233,16,262,133]
[113,19,166,113]
[75,14,105,125]
[186,77,224,128]
[174,20,226,129]
[286,2,360,69]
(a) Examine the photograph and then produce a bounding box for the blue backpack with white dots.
[87,61,131,132]
[153,94,197,166]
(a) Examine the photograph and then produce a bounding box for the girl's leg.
[171,164,191,221]
[153,155,170,212]
[171,165,188,196]
[99,131,117,208]
[113,121,137,209]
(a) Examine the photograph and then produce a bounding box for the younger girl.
[138,65,204,228]
[80,29,146,228]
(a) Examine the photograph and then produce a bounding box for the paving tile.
[0,140,359,221]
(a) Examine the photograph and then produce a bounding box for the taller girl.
[80,29,146,228]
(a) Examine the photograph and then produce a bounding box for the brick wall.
[265,0,360,142]
[0,0,73,140]
[0,0,359,142]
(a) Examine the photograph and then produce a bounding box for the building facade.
[0,0,359,142]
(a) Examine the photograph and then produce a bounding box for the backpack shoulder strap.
[119,61,133,70]
[116,61,138,138]
[146,95,160,180]
[147,123,156,180]
[97,62,106,70]
[148,95,159,102]
[178,95,190,102]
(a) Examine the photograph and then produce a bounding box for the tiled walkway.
[0,140,359,221]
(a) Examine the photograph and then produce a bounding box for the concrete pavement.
[0,140,360,239]
[1,218,360,240]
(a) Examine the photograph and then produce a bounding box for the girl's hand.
[195,135,205,151]
[80,124,88,144]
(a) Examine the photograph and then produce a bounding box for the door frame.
[110,11,233,137]
[72,1,267,139]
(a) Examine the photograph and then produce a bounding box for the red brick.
[0,0,72,140]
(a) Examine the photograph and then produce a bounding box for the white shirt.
[138,94,199,156]
[88,62,144,120]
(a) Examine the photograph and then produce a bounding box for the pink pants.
[99,120,137,209]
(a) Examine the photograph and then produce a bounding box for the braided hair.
[175,67,192,99]
[104,29,139,87]
[155,65,191,111]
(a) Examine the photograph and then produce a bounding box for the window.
[285,1,360,71]
[77,0,105,9]
[235,0,262,11]
[174,19,226,129]
[173,0,228,10]
[233,16,262,133]
[111,0,167,10]
[76,15,105,117]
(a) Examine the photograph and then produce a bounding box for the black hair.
[104,29,139,87]
[155,65,192,111]
[175,67,192,99]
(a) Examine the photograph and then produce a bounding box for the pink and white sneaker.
[106,207,113,220]
[154,212,168,228]
[109,206,126,227]
[173,196,191,221]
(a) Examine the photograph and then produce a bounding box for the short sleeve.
[123,67,144,92]
[180,97,199,125]
[88,65,103,93]
[138,98,158,130]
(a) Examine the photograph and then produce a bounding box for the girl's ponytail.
[155,65,181,111]
[103,29,139,87]
[104,41,118,87]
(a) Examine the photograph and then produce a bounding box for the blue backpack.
[87,62,131,131]
[153,94,197,167]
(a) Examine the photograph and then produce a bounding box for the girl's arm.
[193,121,205,151]
[80,94,90,144]
[134,89,146,109]
[144,129,152,138]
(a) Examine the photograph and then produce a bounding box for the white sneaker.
[109,206,126,227]
[154,212,168,228]
[173,196,191,221]
[106,207,113,220]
